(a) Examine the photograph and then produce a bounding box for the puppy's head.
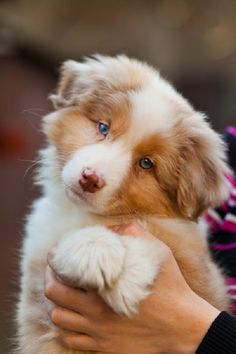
[43,55,229,220]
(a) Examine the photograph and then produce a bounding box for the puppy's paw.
[50,226,165,318]
[101,236,165,317]
[49,226,126,291]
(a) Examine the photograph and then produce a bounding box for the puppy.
[16,55,230,354]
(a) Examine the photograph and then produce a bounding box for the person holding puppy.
[45,127,236,354]
[45,221,236,354]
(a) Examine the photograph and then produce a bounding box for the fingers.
[45,266,113,318]
[59,332,99,351]
[50,306,91,334]
[45,265,91,315]
[110,222,158,241]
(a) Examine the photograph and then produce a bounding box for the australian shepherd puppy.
[17,55,230,354]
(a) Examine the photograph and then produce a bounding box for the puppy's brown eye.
[139,157,154,169]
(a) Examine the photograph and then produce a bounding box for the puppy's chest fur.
[17,195,229,354]
[26,195,228,311]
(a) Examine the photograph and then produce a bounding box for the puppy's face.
[44,55,229,219]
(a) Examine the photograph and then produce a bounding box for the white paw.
[101,236,164,316]
[50,226,165,317]
[50,226,126,291]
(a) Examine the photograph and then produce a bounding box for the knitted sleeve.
[206,127,236,313]
[198,128,236,353]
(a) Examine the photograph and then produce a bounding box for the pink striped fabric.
[226,126,236,136]
[212,242,236,250]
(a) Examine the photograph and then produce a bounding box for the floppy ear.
[50,60,83,109]
[176,114,230,220]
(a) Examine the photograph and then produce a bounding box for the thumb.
[109,222,158,242]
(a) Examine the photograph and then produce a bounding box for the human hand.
[45,222,220,354]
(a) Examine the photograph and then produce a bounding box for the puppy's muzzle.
[79,168,106,193]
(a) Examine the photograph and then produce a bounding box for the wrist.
[173,292,220,354]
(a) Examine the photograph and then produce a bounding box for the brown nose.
[79,168,105,193]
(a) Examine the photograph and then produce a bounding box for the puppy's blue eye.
[139,157,154,169]
[98,122,109,137]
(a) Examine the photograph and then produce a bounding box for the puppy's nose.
[79,168,105,193]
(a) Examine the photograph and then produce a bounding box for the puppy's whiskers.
[21,158,41,179]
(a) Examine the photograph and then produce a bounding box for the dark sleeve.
[196,311,236,354]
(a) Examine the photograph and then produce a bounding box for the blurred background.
[0,0,235,352]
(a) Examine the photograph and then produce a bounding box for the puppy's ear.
[176,114,230,220]
[50,60,83,109]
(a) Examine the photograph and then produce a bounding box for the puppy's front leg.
[50,225,164,316]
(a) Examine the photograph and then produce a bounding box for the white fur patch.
[50,225,165,316]
[50,226,126,290]
[127,74,193,144]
